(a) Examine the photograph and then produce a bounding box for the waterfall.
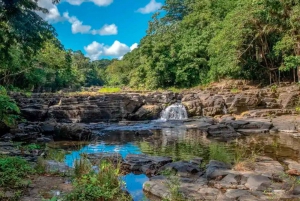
[160,103,188,121]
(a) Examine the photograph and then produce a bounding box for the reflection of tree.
[138,128,211,161]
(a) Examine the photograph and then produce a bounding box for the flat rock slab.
[122,154,172,174]
[159,161,202,177]
[254,156,284,177]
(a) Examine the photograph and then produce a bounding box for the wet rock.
[207,124,240,138]
[159,161,202,177]
[122,154,172,174]
[53,123,93,141]
[205,160,231,180]
[245,175,271,191]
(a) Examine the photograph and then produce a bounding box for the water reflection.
[58,124,300,201]
[65,143,141,167]
[122,173,149,201]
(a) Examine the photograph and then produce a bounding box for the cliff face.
[10,84,300,124]
[11,92,180,123]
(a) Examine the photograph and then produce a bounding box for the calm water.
[56,123,300,201]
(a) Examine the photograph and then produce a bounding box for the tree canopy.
[104,0,300,89]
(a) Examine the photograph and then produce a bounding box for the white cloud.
[137,0,162,14]
[37,0,62,22]
[63,12,117,35]
[84,41,138,60]
[130,43,138,51]
[91,24,118,35]
[84,41,104,60]
[104,41,130,56]
[63,12,91,34]
[66,0,113,6]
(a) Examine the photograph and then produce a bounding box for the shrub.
[65,160,130,201]
[209,143,234,164]
[0,86,20,127]
[0,156,35,188]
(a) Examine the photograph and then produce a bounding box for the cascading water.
[160,103,188,121]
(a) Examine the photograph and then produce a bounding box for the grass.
[0,156,35,200]
[64,159,130,201]
[163,176,185,201]
[230,88,240,94]
[98,87,122,93]
[209,143,234,164]
[45,148,67,162]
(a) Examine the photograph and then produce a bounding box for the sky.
[37,0,164,60]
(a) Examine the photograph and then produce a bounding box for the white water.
[160,103,188,121]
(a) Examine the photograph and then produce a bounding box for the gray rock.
[160,161,201,177]
[122,154,172,173]
[87,152,123,165]
[245,175,271,191]
[206,160,231,180]
[45,160,72,174]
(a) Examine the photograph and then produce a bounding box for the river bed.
[48,121,300,200]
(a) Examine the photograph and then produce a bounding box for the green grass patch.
[0,156,35,200]
[230,88,240,94]
[45,148,67,162]
[209,143,234,164]
[98,87,122,93]
[64,159,130,201]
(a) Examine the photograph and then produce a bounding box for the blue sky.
[38,0,164,60]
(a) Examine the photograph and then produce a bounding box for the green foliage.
[103,0,300,89]
[98,87,122,93]
[0,156,35,188]
[0,86,20,127]
[45,148,67,162]
[209,143,233,164]
[65,160,130,201]
[163,176,185,201]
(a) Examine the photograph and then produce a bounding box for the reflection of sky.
[64,142,147,200]
[122,173,149,201]
[65,142,141,167]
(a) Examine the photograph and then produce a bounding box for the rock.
[0,133,14,141]
[283,159,300,173]
[131,105,162,120]
[198,188,221,200]
[122,154,172,174]
[182,100,202,116]
[224,189,253,199]
[254,156,284,177]
[40,121,56,134]
[159,161,202,177]
[278,92,299,109]
[237,129,269,135]
[245,175,271,191]
[206,160,231,180]
[53,123,93,141]
[207,124,240,138]
[143,180,170,199]
[86,153,123,165]
[215,173,239,189]
[45,160,72,174]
